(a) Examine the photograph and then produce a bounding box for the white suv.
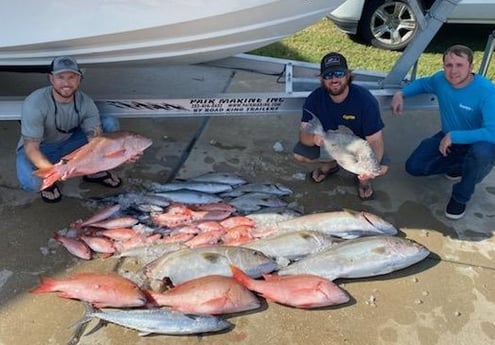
[328,0,495,50]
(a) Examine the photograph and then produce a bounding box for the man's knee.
[16,151,40,192]
[17,173,40,192]
[469,142,495,166]
[293,153,304,162]
[405,158,424,176]
[293,152,315,163]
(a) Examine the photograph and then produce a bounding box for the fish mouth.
[361,212,382,229]
[360,212,398,235]
[361,212,374,226]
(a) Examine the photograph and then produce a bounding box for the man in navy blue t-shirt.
[293,52,389,200]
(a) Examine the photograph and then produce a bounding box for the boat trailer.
[0,0,492,121]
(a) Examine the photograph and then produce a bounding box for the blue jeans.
[405,131,495,204]
[16,115,120,191]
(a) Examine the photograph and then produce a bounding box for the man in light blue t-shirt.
[16,56,125,203]
[391,45,495,220]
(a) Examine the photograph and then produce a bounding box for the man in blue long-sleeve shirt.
[391,45,495,220]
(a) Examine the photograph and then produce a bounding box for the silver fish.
[143,245,278,285]
[152,190,223,204]
[147,180,234,194]
[222,183,293,197]
[245,230,342,262]
[248,206,302,216]
[118,242,185,264]
[274,210,398,239]
[304,111,380,177]
[188,172,247,186]
[228,192,288,213]
[76,305,231,336]
[94,192,171,208]
[133,203,164,213]
[246,212,298,229]
[278,235,430,280]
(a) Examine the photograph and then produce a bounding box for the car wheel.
[358,0,421,51]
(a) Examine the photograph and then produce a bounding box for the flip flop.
[356,178,374,201]
[40,183,62,203]
[308,165,340,183]
[83,171,122,188]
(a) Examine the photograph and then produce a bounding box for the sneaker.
[444,173,462,181]
[445,198,466,220]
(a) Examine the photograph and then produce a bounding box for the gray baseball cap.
[50,56,81,75]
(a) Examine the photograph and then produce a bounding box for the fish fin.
[137,331,153,337]
[82,320,107,337]
[275,257,290,268]
[62,144,89,161]
[337,153,359,165]
[68,302,99,341]
[302,109,325,135]
[261,273,274,280]
[230,265,252,286]
[261,273,283,281]
[198,296,230,311]
[103,149,126,158]
[341,208,356,214]
[327,125,354,135]
[142,290,161,308]
[33,166,54,178]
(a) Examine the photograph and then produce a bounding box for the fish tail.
[230,265,252,287]
[29,276,57,294]
[34,167,61,191]
[69,302,97,332]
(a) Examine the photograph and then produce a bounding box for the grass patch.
[251,19,495,79]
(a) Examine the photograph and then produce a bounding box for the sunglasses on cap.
[322,70,347,80]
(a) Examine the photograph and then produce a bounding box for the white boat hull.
[0,0,344,66]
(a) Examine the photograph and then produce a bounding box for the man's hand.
[358,165,388,181]
[439,133,452,157]
[391,91,404,116]
[24,139,54,169]
[313,134,325,147]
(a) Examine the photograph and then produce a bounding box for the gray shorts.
[293,141,391,166]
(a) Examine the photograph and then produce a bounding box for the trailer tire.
[358,0,422,51]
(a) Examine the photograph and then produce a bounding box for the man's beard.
[322,80,348,96]
[53,87,76,100]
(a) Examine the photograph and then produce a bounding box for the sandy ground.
[0,63,494,345]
